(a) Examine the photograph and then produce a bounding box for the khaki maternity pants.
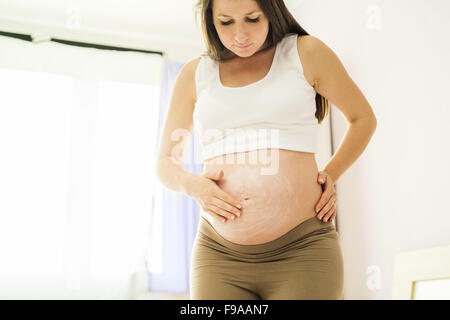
[190,215,344,300]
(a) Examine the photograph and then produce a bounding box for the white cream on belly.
[201,149,320,245]
[215,167,299,243]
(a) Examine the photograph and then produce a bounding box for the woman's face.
[212,0,270,57]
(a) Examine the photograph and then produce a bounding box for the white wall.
[293,0,450,299]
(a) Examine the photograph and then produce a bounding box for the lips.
[236,43,251,49]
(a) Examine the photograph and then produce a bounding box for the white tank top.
[193,33,319,162]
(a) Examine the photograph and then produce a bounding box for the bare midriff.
[200,148,322,245]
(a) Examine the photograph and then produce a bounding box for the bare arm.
[156,57,201,195]
[156,157,198,196]
[302,36,377,183]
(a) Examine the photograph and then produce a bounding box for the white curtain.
[0,34,162,299]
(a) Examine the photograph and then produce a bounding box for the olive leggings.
[189,215,344,300]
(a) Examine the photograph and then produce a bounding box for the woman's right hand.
[188,169,242,223]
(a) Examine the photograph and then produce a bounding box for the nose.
[234,35,250,45]
[233,22,250,44]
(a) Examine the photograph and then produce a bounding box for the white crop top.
[193,33,319,162]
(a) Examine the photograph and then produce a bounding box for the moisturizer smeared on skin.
[215,167,298,245]
[201,148,321,246]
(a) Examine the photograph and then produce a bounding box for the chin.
[230,47,256,58]
[233,51,254,58]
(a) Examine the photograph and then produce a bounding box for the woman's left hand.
[315,170,337,223]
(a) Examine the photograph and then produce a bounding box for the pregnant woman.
[156,0,377,300]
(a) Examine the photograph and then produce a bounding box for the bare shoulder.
[296,35,331,89]
[296,35,342,91]
[181,56,202,103]
[295,35,320,88]
[183,56,202,74]
[156,56,202,162]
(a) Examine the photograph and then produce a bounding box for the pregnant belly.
[200,148,323,245]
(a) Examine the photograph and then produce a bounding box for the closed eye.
[220,17,260,26]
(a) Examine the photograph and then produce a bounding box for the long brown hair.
[194,0,330,124]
